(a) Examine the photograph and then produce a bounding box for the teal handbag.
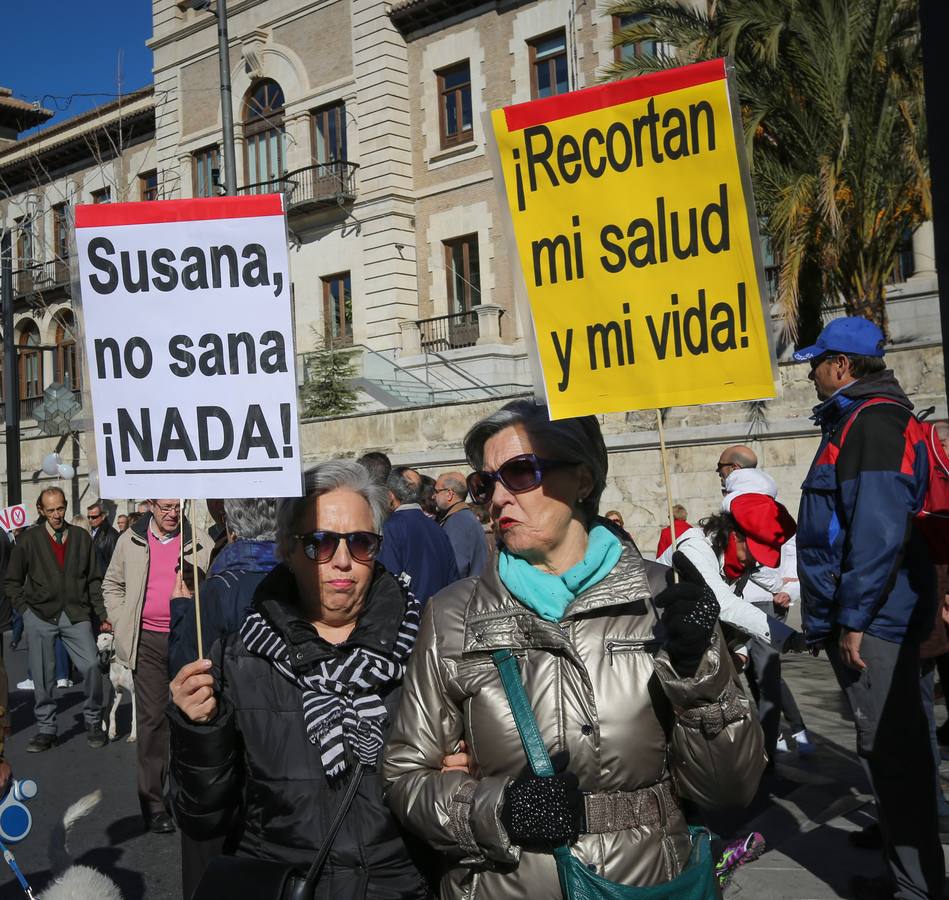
[491,650,718,900]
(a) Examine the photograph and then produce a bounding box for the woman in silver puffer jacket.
[383,401,765,900]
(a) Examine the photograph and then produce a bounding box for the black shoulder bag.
[192,762,365,900]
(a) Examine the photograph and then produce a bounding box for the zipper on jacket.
[607,639,660,665]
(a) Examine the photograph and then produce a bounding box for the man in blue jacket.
[378,466,459,604]
[795,316,942,900]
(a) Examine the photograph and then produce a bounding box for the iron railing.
[238,161,358,211]
[13,259,70,296]
[418,309,480,351]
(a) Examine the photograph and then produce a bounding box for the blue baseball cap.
[792,316,886,362]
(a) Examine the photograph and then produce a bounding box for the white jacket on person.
[658,527,795,650]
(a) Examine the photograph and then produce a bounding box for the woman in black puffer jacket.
[169,460,434,899]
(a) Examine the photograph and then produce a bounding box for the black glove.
[500,750,583,851]
[655,551,721,677]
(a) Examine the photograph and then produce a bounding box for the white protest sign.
[0,505,28,532]
[74,195,302,499]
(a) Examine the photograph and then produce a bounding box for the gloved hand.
[500,750,583,851]
[655,551,721,677]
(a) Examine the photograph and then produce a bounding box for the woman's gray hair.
[223,498,278,542]
[275,459,390,561]
[463,399,608,520]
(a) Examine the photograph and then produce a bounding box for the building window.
[312,102,347,165]
[892,229,915,283]
[15,216,32,267]
[54,312,79,391]
[19,322,43,411]
[612,14,660,63]
[91,187,112,204]
[322,272,353,346]
[193,146,220,198]
[444,235,481,313]
[52,203,70,260]
[529,30,569,99]
[437,62,473,149]
[140,170,158,201]
[244,79,286,193]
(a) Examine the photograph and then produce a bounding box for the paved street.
[0,618,947,899]
[0,634,180,900]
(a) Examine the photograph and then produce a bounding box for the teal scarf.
[498,524,623,622]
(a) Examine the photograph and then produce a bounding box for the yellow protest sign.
[489,59,777,419]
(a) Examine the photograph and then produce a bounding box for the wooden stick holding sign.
[191,499,205,661]
[655,410,679,581]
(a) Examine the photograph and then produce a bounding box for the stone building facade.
[0,0,943,523]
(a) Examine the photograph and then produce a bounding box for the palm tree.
[604,0,929,343]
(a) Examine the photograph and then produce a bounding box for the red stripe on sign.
[503,58,727,132]
[75,194,285,228]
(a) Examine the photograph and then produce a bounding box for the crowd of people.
[0,314,945,900]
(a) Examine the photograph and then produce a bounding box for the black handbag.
[191,763,365,900]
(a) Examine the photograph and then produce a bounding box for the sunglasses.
[294,530,383,564]
[466,453,574,505]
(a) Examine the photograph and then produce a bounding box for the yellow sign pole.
[655,409,679,581]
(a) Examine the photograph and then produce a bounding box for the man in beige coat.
[103,500,211,834]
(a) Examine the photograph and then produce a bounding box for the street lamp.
[185,0,238,195]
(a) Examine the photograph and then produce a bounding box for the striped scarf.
[240,591,421,779]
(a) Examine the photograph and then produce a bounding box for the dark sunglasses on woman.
[466,453,574,505]
[294,530,383,564]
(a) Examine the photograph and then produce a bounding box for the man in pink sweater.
[103,500,211,834]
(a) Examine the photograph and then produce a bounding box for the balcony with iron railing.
[417,309,481,351]
[13,258,71,297]
[238,162,358,213]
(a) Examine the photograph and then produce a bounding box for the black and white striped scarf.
[240,590,421,779]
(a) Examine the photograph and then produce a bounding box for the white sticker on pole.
[0,504,28,532]
[74,195,302,499]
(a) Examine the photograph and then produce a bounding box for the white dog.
[39,790,123,900]
[96,633,136,743]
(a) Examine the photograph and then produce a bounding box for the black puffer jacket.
[169,564,430,900]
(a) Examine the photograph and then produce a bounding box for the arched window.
[54,311,79,391]
[244,79,286,193]
[19,321,43,414]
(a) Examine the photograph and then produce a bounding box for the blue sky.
[4,2,153,135]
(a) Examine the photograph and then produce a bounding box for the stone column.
[475,304,503,345]
[399,319,422,355]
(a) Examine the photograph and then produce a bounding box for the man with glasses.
[434,471,488,578]
[378,467,458,604]
[4,487,109,753]
[103,499,211,834]
[87,498,120,575]
[716,445,758,491]
[794,316,942,900]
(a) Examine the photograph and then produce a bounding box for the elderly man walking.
[4,487,109,752]
[434,471,488,578]
[379,466,458,603]
[795,316,943,900]
[104,500,211,834]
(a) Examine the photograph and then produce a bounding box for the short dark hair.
[357,451,392,484]
[86,498,105,512]
[846,354,887,379]
[388,466,420,504]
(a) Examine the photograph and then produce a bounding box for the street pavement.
[0,617,947,899]
[0,633,180,900]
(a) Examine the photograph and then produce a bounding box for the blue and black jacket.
[798,370,936,645]
[168,538,277,676]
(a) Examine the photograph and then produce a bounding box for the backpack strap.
[837,397,910,446]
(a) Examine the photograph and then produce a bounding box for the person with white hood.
[721,468,815,756]
[657,488,805,767]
